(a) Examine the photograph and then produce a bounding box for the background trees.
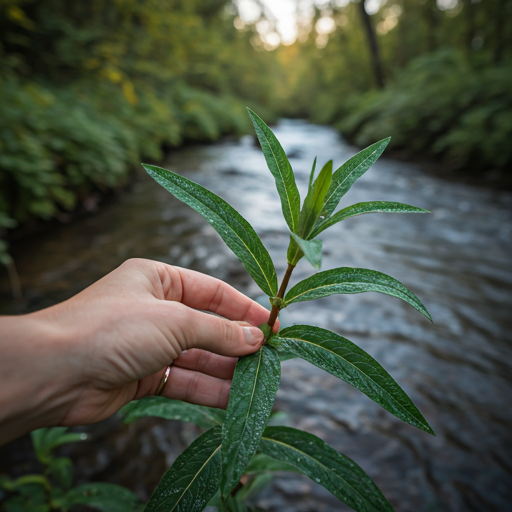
[1,0,511,268]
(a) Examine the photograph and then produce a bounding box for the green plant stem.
[267,263,295,329]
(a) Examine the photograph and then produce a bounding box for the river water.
[1,120,511,512]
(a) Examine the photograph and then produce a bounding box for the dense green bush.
[337,49,512,173]
[0,0,280,269]
[0,72,264,268]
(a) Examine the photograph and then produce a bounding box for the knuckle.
[208,281,225,312]
[121,257,146,269]
[217,317,242,347]
[185,373,201,402]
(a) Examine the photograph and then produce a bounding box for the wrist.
[0,310,80,445]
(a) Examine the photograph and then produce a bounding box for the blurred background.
[1,1,511,511]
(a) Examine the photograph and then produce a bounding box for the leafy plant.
[133,108,434,511]
[0,427,143,512]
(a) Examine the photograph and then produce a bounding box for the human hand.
[0,259,277,444]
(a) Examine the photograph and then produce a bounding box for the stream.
[1,120,511,512]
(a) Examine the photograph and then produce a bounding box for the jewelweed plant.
[130,109,434,512]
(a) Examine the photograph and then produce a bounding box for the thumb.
[172,305,265,357]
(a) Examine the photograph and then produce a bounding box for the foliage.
[131,109,433,511]
[339,49,512,172]
[0,0,280,270]
[0,427,143,512]
[276,0,512,174]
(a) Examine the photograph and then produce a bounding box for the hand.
[0,259,277,445]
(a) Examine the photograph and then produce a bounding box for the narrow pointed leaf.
[268,326,434,434]
[287,233,303,266]
[290,233,322,270]
[247,108,300,233]
[245,453,300,474]
[145,427,222,512]
[312,201,429,237]
[308,157,317,192]
[300,160,332,238]
[323,138,390,217]
[119,397,225,428]
[259,427,394,512]
[143,164,277,297]
[63,483,143,512]
[31,428,86,464]
[221,345,281,497]
[284,267,431,320]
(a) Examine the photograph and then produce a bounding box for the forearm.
[0,312,80,445]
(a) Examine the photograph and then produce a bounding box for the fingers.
[162,365,232,409]
[157,264,272,328]
[173,349,237,380]
[169,303,265,357]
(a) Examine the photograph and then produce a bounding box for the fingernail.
[243,326,263,346]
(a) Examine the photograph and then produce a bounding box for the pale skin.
[0,258,278,446]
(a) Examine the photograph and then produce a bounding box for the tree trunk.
[357,0,385,89]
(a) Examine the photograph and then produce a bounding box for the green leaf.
[286,234,302,266]
[308,157,317,192]
[221,345,281,497]
[244,453,300,474]
[63,483,142,512]
[31,428,87,465]
[1,475,51,493]
[4,485,49,512]
[259,427,394,512]
[312,201,429,237]
[258,323,272,340]
[48,457,74,489]
[119,397,225,428]
[143,164,277,297]
[299,160,332,238]
[323,138,391,217]
[290,233,322,270]
[145,427,222,512]
[247,108,301,234]
[284,267,431,321]
[222,495,248,512]
[236,473,273,504]
[269,326,434,434]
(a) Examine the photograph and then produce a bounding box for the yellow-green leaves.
[221,345,281,497]
[322,138,391,218]
[143,164,278,297]
[247,108,301,234]
[284,267,431,320]
[269,326,434,434]
[259,427,394,512]
[145,427,222,512]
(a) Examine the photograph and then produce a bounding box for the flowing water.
[1,120,511,512]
